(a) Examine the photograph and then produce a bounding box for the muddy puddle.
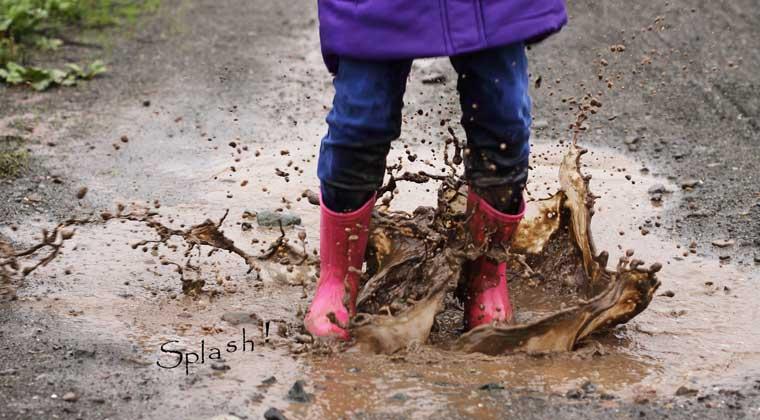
[2,134,759,417]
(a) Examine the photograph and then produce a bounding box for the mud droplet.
[76,187,88,199]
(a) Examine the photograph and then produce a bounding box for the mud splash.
[350,141,661,355]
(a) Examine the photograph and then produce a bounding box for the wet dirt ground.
[1,0,759,419]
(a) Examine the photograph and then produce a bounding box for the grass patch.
[1,0,159,90]
[0,135,29,178]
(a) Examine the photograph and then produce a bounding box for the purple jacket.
[318,0,567,72]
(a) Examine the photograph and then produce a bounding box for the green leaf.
[84,59,106,78]
[30,78,52,91]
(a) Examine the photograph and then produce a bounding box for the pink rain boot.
[464,190,525,330]
[304,195,374,340]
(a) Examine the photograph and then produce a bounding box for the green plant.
[0,0,158,89]
[0,59,105,90]
[0,135,29,178]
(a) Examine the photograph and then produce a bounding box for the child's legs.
[450,43,531,214]
[318,57,413,212]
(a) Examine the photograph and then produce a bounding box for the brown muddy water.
[3,135,759,418]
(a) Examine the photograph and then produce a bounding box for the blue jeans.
[318,43,531,214]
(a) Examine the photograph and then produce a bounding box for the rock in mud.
[581,381,598,394]
[565,388,584,399]
[478,383,505,391]
[301,189,319,206]
[680,179,701,189]
[264,407,287,420]
[286,380,312,403]
[711,239,735,248]
[261,376,277,386]
[76,187,88,199]
[61,392,78,402]
[221,311,260,326]
[390,392,409,401]
[255,210,301,227]
[675,386,699,397]
[647,184,668,195]
[210,361,230,371]
[421,73,446,84]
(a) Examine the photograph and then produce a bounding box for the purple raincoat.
[318,0,567,72]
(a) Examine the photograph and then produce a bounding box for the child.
[305,0,568,339]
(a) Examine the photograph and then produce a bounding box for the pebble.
[565,388,584,399]
[421,73,446,84]
[675,386,698,397]
[390,392,408,401]
[301,189,320,206]
[255,210,302,227]
[208,415,241,420]
[711,239,734,248]
[260,376,277,387]
[647,184,668,195]
[680,179,700,189]
[581,381,597,394]
[221,311,260,326]
[264,407,287,420]
[479,383,505,391]
[76,187,88,199]
[286,380,313,403]
[210,361,230,371]
[532,119,549,129]
[62,392,78,402]
[754,255,760,264]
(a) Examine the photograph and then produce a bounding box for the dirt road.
[1,0,758,419]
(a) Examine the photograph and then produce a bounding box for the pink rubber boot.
[304,195,374,340]
[464,190,525,330]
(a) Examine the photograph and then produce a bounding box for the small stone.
[263,407,287,420]
[675,386,698,397]
[390,392,408,401]
[581,381,597,394]
[221,311,260,326]
[659,290,675,298]
[532,119,549,129]
[711,239,735,248]
[286,380,312,403]
[680,179,700,189]
[421,73,446,84]
[256,210,302,227]
[76,187,88,199]
[62,392,78,402]
[210,361,230,371]
[565,388,584,399]
[294,334,313,344]
[301,189,320,206]
[479,383,505,391]
[142,100,151,107]
[719,255,731,261]
[260,376,277,387]
[647,184,668,195]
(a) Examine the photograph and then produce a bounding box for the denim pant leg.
[450,44,532,214]
[318,57,413,212]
